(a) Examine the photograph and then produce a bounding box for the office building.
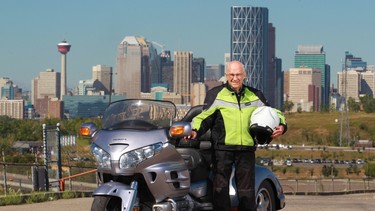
[231,6,269,91]
[288,67,321,112]
[294,45,330,108]
[337,70,360,102]
[266,23,277,107]
[31,69,61,104]
[337,70,375,101]
[92,64,112,94]
[0,99,24,119]
[161,52,174,92]
[191,83,206,106]
[1,83,14,100]
[77,79,107,96]
[174,51,193,104]
[31,69,61,117]
[192,58,205,83]
[274,58,284,110]
[0,77,12,99]
[116,36,162,98]
[345,51,367,71]
[361,71,375,97]
[206,64,224,81]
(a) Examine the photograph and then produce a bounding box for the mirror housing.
[169,121,192,138]
[80,122,97,138]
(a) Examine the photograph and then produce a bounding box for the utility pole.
[339,57,351,146]
[109,69,113,105]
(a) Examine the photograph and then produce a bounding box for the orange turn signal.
[170,126,184,136]
[80,127,90,136]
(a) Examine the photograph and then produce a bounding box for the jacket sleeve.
[191,87,218,138]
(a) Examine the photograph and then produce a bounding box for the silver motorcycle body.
[82,99,285,211]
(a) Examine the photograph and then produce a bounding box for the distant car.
[286,159,292,166]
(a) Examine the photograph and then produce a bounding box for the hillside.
[274,111,375,147]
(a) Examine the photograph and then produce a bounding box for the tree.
[283,100,294,113]
[360,95,375,113]
[347,97,360,112]
[364,162,375,177]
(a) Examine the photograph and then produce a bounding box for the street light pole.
[109,69,113,105]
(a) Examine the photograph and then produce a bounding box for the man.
[186,60,287,211]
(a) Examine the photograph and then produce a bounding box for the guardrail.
[279,178,375,195]
[1,162,97,194]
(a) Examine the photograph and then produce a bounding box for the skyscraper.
[231,6,269,91]
[161,51,174,91]
[294,45,330,109]
[192,58,205,83]
[92,64,112,94]
[267,23,277,107]
[288,67,321,112]
[345,51,367,71]
[116,36,161,98]
[174,51,193,104]
[206,64,225,81]
[31,68,62,118]
[31,68,61,105]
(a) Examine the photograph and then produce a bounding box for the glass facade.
[294,45,329,107]
[231,6,269,91]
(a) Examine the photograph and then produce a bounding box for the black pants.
[212,150,256,211]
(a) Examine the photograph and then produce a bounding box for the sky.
[1,0,375,91]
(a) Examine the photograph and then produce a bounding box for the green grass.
[275,111,375,147]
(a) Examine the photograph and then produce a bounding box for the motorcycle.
[80,99,285,211]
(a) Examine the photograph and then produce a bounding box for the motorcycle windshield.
[101,99,177,130]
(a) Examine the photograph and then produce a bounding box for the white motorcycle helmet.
[249,106,280,145]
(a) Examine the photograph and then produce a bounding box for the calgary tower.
[57,40,71,99]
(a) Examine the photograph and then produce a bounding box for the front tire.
[256,180,276,211]
[91,196,122,211]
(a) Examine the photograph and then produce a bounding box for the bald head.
[226,61,246,92]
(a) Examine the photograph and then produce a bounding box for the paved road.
[1,193,375,211]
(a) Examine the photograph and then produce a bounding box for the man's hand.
[184,130,197,141]
[271,125,284,139]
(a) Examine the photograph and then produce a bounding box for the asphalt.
[1,193,375,211]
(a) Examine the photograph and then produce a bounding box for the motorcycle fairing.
[92,181,137,211]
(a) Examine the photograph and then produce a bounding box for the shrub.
[0,189,23,206]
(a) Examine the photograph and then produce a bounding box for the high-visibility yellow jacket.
[192,83,287,151]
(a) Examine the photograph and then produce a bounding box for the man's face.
[226,62,246,91]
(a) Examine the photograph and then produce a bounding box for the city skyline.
[1,0,375,91]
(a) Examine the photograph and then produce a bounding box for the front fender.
[93,181,138,211]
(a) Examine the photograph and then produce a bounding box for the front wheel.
[91,196,122,211]
[256,180,276,211]
[91,196,153,211]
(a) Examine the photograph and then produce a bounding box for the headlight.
[119,143,163,169]
[91,144,111,170]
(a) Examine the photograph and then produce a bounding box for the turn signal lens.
[170,126,184,136]
[80,127,90,136]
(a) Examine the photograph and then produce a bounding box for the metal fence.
[0,162,97,194]
[2,162,375,196]
[279,178,375,194]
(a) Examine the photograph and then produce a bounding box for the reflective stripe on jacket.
[192,83,286,151]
